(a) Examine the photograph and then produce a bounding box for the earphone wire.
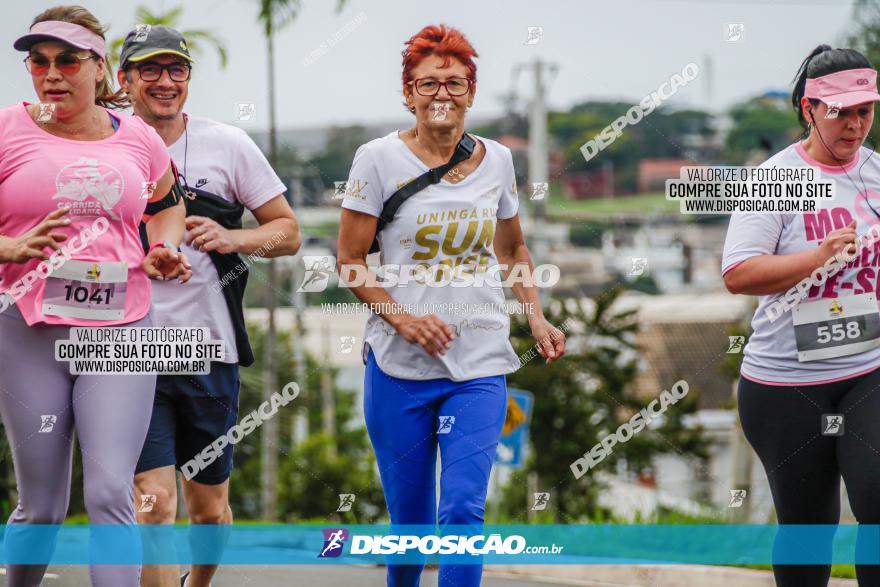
[129,106,193,198]
[182,112,194,199]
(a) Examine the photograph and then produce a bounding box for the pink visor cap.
[804,68,880,109]
[13,20,106,59]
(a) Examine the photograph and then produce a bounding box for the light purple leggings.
[0,302,157,586]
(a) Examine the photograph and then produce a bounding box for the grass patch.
[546,191,679,219]
[302,223,340,238]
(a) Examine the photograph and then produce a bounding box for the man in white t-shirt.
[117,26,300,587]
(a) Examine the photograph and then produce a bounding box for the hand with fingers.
[529,316,566,364]
[143,246,193,283]
[813,219,858,267]
[0,208,71,263]
[396,314,456,357]
[185,215,239,254]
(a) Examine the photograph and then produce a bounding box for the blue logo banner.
[0,524,876,565]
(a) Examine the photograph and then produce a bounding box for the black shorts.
[135,362,240,485]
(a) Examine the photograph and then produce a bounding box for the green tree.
[846,0,880,68]
[724,97,801,164]
[497,287,708,522]
[307,125,373,189]
[231,321,383,520]
[108,5,228,68]
[548,102,713,193]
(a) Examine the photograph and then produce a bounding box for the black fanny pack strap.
[183,187,254,367]
[137,186,255,367]
[369,132,476,253]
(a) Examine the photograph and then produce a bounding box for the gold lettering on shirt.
[410,205,499,280]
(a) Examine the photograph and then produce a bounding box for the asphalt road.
[0,565,624,587]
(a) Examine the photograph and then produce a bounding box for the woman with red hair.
[337,24,564,586]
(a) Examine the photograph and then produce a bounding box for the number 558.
[817,322,861,343]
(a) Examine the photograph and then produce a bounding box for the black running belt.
[368,132,476,254]
[138,185,255,368]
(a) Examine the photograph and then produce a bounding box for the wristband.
[148,240,178,254]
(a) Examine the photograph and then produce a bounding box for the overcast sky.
[0,0,861,132]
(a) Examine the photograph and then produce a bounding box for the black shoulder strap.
[144,160,186,216]
[369,133,476,253]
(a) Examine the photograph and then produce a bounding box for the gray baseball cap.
[119,25,193,69]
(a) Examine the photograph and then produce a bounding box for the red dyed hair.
[401,24,478,86]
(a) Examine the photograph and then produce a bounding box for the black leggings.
[738,368,880,587]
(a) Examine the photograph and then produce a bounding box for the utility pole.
[528,58,550,224]
[703,54,713,115]
[321,319,336,458]
[290,174,309,456]
[261,14,279,521]
[519,58,557,307]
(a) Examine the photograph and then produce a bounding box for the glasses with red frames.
[410,77,473,96]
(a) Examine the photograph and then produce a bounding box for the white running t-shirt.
[342,131,522,381]
[150,115,286,364]
[722,141,880,385]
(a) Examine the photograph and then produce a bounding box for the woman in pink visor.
[0,5,191,586]
[723,45,880,586]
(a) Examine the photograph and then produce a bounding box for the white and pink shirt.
[0,102,170,326]
[722,141,880,384]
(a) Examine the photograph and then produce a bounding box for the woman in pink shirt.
[0,6,191,586]
[723,44,880,586]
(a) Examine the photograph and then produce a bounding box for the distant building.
[638,158,692,194]
[249,116,500,158]
[561,167,617,199]
[758,90,791,111]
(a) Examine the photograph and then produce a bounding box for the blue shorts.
[135,362,240,485]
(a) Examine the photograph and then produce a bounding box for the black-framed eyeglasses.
[132,61,192,82]
[409,77,472,96]
[24,52,95,76]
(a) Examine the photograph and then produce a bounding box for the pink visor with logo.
[804,68,880,108]
[13,20,106,59]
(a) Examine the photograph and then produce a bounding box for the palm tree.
[108,5,228,68]
[253,0,346,522]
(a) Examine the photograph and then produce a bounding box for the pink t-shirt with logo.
[0,102,170,326]
[721,141,880,384]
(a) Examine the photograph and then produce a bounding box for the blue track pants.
[364,348,508,587]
